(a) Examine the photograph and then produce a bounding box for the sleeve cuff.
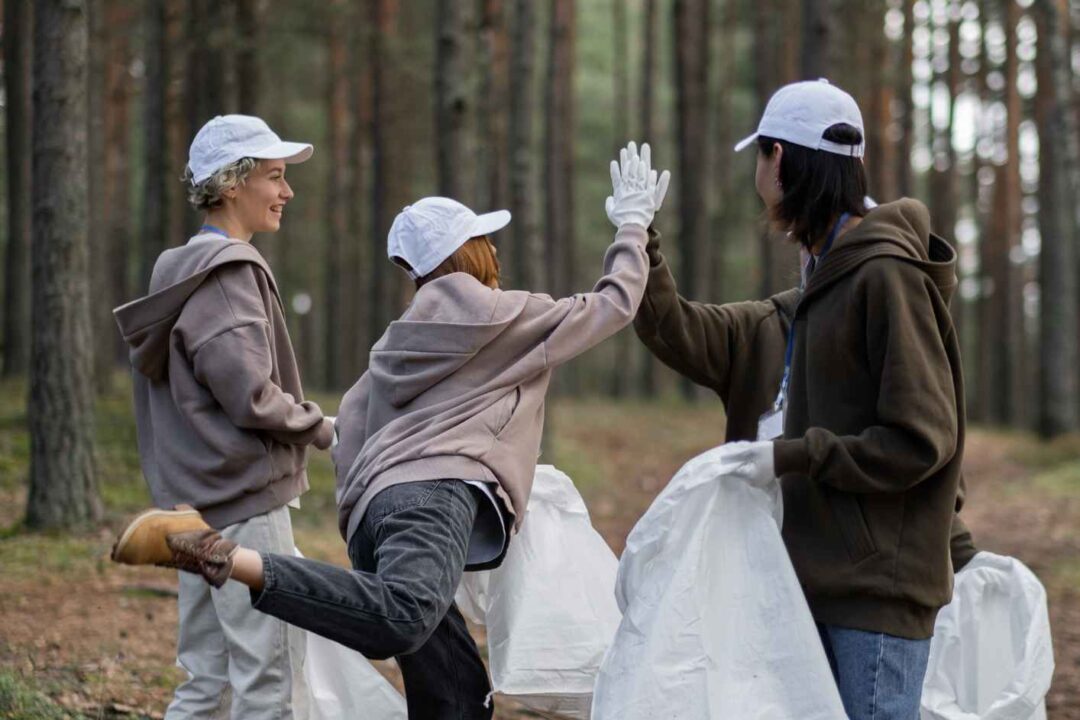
[646,226,663,266]
[773,438,810,476]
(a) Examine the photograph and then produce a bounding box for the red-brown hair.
[411,236,501,289]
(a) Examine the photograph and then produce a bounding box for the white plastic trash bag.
[591,445,847,720]
[921,551,1054,720]
[293,548,408,720]
[456,465,622,718]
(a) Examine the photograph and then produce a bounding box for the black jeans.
[251,480,493,720]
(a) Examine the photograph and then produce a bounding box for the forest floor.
[0,377,1077,719]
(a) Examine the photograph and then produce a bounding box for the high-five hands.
[605,141,671,230]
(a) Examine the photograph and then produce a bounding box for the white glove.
[722,440,776,489]
[605,141,671,229]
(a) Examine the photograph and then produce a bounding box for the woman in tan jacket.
[115,142,669,720]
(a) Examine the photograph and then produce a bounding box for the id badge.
[757,408,784,441]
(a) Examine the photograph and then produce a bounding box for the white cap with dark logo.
[734,79,865,157]
[388,197,511,279]
[187,114,314,184]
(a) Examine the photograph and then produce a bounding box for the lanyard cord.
[772,212,851,412]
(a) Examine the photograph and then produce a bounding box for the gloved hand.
[721,440,776,489]
[605,141,671,229]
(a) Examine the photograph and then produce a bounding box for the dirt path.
[0,402,1076,718]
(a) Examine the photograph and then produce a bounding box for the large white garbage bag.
[591,446,846,720]
[456,465,622,719]
[293,548,408,720]
[921,552,1054,720]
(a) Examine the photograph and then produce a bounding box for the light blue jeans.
[817,623,931,720]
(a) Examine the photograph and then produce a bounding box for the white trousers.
[165,505,308,719]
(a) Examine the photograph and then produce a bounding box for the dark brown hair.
[404,236,501,289]
[757,123,868,248]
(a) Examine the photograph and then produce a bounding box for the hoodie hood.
[368,273,529,407]
[113,236,275,381]
[804,198,958,306]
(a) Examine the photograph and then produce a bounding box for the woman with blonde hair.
[115,142,669,720]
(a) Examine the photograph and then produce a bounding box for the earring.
[775,177,782,190]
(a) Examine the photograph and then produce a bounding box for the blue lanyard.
[773,212,851,411]
[199,223,229,238]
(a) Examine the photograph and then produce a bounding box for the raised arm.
[538,141,672,368]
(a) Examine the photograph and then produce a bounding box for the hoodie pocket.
[488,387,522,438]
[829,492,878,564]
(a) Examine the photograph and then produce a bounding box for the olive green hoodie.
[634,199,973,639]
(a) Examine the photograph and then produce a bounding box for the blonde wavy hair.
[181,157,259,211]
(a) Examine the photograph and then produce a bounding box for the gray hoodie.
[115,235,333,529]
[333,225,649,566]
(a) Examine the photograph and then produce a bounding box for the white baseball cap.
[388,197,511,279]
[733,79,865,157]
[187,114,314,185]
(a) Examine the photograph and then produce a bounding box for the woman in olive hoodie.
[633,80,971,720]
[129,143,670,720]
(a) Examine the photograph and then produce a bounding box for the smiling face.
[223,159,294,234]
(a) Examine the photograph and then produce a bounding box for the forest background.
[1,1,1080,718]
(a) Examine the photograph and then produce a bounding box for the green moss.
[0,672,71,720]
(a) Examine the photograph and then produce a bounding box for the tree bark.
[102,0,133,372]
[673,0,710,400]
[1003,0,1025,426]
[611,0,632,398]
[801,0,830,79]
[1034,0,1079,436]
[236,0,260,115]
[27,0,102,529]
[436,0,469,201]
[3,0,32,376]
[324,0,351,390]
[476,0,509,214]
[510,0,541,290]
[896,0,915,198]
[140,0,167,293]
[638,0,658,398]
[346,4,372,379]
[545,0,576,300]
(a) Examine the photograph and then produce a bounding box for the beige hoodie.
[114,235,332,529]
[333,225,649,566]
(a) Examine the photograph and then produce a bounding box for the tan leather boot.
[111,505,211,566]
[166,529,238,588]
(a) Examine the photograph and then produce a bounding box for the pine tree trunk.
[673,0,710,400]
[544,0,575,301]
[610,0,632,398]
[801,0,830,79]
[476,0,509,214]
[436,0,469,201]
[1003,0,1025,426]
[896,0,915,198]
[510,0,541,290]
[638,0,658,398]
[236,0,260,115]
[165,1,191,252]
[102,0,133,372]
[345,5,371,379]
[140,0,168,293]
[1034,0,1079,436]
[3,0,32,377]
[87,0,108,391]
[324,0,350,390]
[27,0,102,529]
